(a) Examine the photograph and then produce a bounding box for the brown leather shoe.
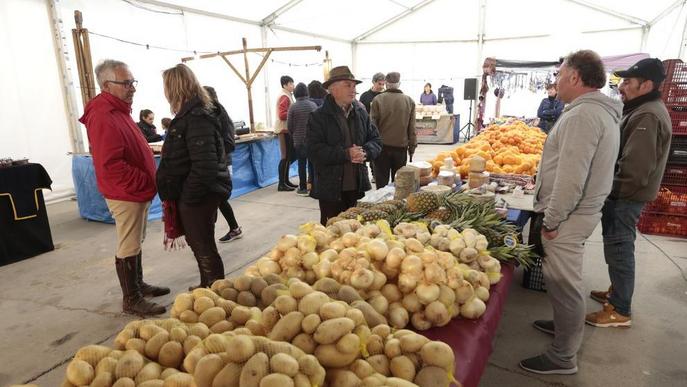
[115,256,166,316]
[136,252,170,297]
[590,286,611,304]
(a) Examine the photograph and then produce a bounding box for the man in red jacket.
[79,59,168,316]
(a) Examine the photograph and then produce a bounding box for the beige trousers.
[105,199,150,258]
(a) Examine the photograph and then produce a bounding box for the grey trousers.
[542,212,601,367]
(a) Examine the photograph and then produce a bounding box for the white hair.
[94,59,128,88]
[386,82,400,89]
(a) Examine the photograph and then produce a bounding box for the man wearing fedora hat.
[585,58,672,328]
[307,66,382,225]
[370,72,416,189]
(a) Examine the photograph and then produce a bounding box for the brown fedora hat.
[323,66,362,88]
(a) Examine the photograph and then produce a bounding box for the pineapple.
[359,210,389,223]
[406,191,440,214]
[326,216,344,226]
[339,211,359,220]
[372,204,398,214]
[384,199,407,210]
[426,207,453,223]
[356,202,376,209]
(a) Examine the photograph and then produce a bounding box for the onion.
[401,293,422,313]
[350,268,374,289]
[389,305,410,329]
[329,238,345,251]
[446,228,461,240]
[297,234,317,253]
[433,225,450,237]
[386,239,405,251]
[301,251,319,269]
[429,234,442,248]
[460,296,486,319]
[462,229,477,248]
[381,284,402,303]
[411,311,432,331]
[415,283,440,304]
[449,237,466,256]
[286,266,305,280]
[319,249,338,262]
[367,295,389,315]
[423,263,446,284]
[398,274,418,293]
[478,272,491,289]
[425,301,450,326]
[385,247,406,269]
[475,286,490,302]
[416,232,431,244]
[381,263,399,280]
[436,251,455,269]
[367,239,389,261]
[464,270,481,286]
[487,271,502,285]
[311,230,330,248]
[401,255,423,274]
[446,266,463,289]
[370,271,387,291]
[269,248,283,260]
[418,251,437,264]
[438,237,452,252]
[339,247,358,261]
[404,238,424,253]
[283,247,302,266]
[313,259,331,279]
[277,234,298,252]
[257,258,281,276]
[459,247,478,263]
[438,284,456,306]
[475,235,489,251]
[454,280,474,304]
[342,232,360,248]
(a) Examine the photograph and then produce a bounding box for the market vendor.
[536,84,564,134]
[307,66,382,225]
[420,82,437,105]
[137,109,163,142]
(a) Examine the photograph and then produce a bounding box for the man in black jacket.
[307,66,382,225]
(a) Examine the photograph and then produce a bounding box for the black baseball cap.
[614,58,666,84]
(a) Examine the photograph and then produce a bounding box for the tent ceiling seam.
[353,0,438,42]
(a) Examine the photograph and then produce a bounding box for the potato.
[90,371,113,387]
[199,307,227,328]
[194,354,224,387]
[211,320,235,334]
[388,305,409,329]
[335,333,360,354]
[413,366,449,387]
[366,335,384,356]
[381,284,402,303]
[204,333,228,353]
[371,324,391,339]
[226,335,256,363]
[261,284,287,306]
[74,345,111,368]
[367,354,390,376]
[194,296,216,315]
[313,344,358,368]
[298,291,330,316]
[162,372,193,387]
[386,376,420,387]
[301,314,321,334]
[384,338,401,358]
[237,290,257,307]
[245,319,266,336]
[112,377,135,387]
[262,306,281,331]
[158,341,183,368]
[313,317,355,344]
[420,341,454,370]
[182,347,207,375]
[345,308,366,327]
[274,295,298,315]
[319,302,347,320]
[390,355,416,381]
[139,324,165,341]
[125,338,145,355]
[250,277,268,297]
[230,306,253,325]
[66,359,95,386]
[173,293,194,312]
[350,359,376,379]
[233,275,253,291]
[114,328,135,350]
[313,278,341,294]
[179,310,199,323]
[135,362,162,384]
[183,335,202,355]
[351,300,387,327]
[189,323,210,339]
[160,368,179,379]
[270,353,299,377]
[326,369,361,387]
[289,281,314,299]
[239,353,269,387]
[292,333,316,354]
[211,362,243,387]
[95,356,118,375]
[367,295,389,316]
[399,334,429,353]
[294,373,310,387]
[145,331,170,359]
[220,287,239,301]
[259,373,294,387]
[337,285,363,304]
[169,327,188,343]
[268,311,305,341]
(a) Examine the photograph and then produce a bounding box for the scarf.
[622,89,661,115]
[162,200,186,251]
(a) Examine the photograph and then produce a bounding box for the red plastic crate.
[661,83,687,105]
[663,59,687,84]
[662,165,687,186]
[643,185,687,215]
[637,212,687,237]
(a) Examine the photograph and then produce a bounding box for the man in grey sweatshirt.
[520,50,622,375]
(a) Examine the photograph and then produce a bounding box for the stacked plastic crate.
[637,59,687,237]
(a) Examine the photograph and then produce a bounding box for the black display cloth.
[0,163,54,265]
[495,59,559,69]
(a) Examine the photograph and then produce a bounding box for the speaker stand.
[459,99,475,142]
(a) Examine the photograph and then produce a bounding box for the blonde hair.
[162,64,212,114]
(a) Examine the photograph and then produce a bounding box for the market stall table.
[71,134,295,223]
[0,163,54,266]
[421,263,515,387]
[416,113,460,144]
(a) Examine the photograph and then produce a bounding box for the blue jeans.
[601,198,645,316]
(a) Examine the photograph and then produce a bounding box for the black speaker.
[464,78,477,100]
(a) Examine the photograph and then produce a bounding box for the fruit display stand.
[416,105,459,144]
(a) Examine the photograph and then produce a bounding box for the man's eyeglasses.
[106,79,138,88]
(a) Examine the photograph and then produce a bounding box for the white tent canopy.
[1,0,686,200]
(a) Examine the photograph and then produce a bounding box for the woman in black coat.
[137,109,163,142]
[157,64,230,289]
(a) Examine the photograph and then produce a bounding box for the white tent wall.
[0,0,74,200]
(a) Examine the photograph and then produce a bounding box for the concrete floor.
[1,143,686,387]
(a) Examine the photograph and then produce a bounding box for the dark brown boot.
[115,256,166,316]
[136,252,170,297]
[190,255,225,290]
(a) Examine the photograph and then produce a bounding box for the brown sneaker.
[590,286,611,304]
[585,303,631,328]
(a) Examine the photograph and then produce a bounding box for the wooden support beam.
[220,55,247,84]
[181,45,321,62]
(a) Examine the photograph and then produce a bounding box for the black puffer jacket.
[307,94,382,202]
[156,97,230,204]
[137,121,163,142]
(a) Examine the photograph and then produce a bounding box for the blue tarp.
[72,136,295,223]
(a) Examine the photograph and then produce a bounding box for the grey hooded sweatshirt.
[534,90,622,230]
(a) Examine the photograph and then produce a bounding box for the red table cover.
[420,264,515,387]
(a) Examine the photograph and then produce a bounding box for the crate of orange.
[429,120,545,179]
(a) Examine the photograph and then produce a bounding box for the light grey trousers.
[542,212,601,367]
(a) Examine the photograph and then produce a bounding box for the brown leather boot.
[189,255,225,290]
[590,286,612,304]
[136,252,170,297]
[115,256,165,316]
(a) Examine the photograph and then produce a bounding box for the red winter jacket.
[79,92,157,202]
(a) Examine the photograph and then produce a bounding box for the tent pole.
[242,38,256,132]
[261,26,273,129]
[640,25,650,52]
[351,43,358,74]
[680,10,687,59]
